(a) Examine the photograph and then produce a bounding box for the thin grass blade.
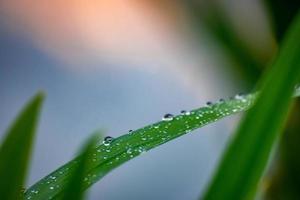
[203,12,300,200]
[0,92,44,200]
[24,87,300,200]
[60,135,100,200]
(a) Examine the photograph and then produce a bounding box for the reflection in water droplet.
[103,136,114,146]
[234,93,244,100]
[180,110,191,115]
[126,148,132,154]
[206,101,213,106]
[162,114,174,121]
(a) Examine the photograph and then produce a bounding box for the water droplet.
[20,188,26,196]
[138,147,146,154]
[162,113,174,121]
[49,186,54,190]
[103,136,114,146]
[206,101,213,106]
[180,110,191,115]
[235,93,244,100]
[126,148,132,154]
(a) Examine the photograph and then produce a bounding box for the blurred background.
[0,0,299,199]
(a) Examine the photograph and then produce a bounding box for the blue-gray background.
[0,1,271,199]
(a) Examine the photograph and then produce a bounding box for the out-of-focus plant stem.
[263,1,300,199]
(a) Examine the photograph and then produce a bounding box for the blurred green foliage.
[0,93,44,200]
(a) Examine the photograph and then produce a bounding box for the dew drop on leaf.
[162,113,174,121]
[206,101,213,106]
[180,110,191,115]
[103,136,114,146]
[234,93,244,100]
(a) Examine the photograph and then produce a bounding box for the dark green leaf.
[60,135,100,200]
[203,12,300,200]
[0,92,44,200]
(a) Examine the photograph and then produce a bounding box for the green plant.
[0,93,44,200]
[203,11,300,200]
[1,6,300,200]
[0,89,297,200]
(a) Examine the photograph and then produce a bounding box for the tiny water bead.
[234,93,245,100]
[126,148,133,154]
[206,101,213,106]
[24,93,258,200]
[103,136,114,146]
[180,110,191,115]
[162,113,174,121]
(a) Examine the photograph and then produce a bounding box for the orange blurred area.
[0,0,188,70]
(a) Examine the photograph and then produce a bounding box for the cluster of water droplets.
[25,92,256,200]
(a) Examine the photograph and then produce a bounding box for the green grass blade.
[25,88,300,200]
[24,92,256,200]
[0,92,44,200]
[203,12,300,200]
[60,135,99,200]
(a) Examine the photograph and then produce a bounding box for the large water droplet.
[162,113,174,121]
[103,136,114,146]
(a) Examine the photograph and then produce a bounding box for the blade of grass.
[0,92,44,200]
[60,135,100,200]
[25,88,300,200]
[203,12,300,200]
